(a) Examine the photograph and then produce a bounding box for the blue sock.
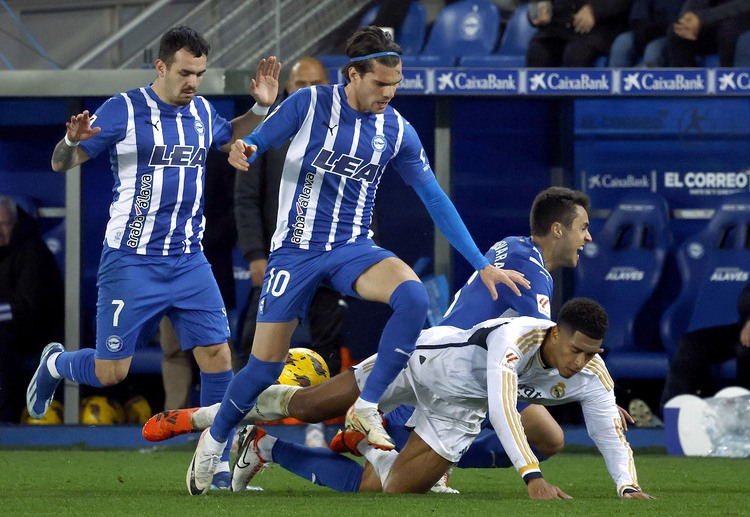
[200,369,234,462]
[360,281,428,403]
[54,349,104,388]
[384,405,416,451]
[210,355,284,442]
[272,439,362,492]
[456,431,548,468]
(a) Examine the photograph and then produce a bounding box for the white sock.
[354,397,378,411]
[205,428,227,452]
[192,403,220,431]
[361,443,398,485]
[241,384,300,424]
[215,460,230,474]
[46,353,62,379]
[257,432,277,462]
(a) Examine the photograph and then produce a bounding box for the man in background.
[0,195,63,422]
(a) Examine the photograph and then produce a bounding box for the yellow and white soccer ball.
[21,400,64,425]
[124,395,153,424]
[80,396,125,425]
[277,347,330,388]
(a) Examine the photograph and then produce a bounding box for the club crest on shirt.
[550,382,566,399]
[106,335,123,353]
[194,120,205,135]
[372,134,387,153]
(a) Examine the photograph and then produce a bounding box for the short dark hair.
[158,25,210,66]
[557,298,608,340]
[530,187,590,236]
[341,26,402,83]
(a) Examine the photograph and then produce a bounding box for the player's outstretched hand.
[65,110,101,143]
[228,139,257,171]
[617,404,635,431]
[251,56,281,108]
[479,265,530,300]
[527,478,572,499]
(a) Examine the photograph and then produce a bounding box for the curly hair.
[557,297,608,340]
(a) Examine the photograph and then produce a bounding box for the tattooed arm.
[50,110,99,172]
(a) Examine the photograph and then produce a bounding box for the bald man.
[233,56,345,385]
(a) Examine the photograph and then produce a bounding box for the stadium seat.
[574,192,672,380]
[660,194,750,380]
[735,30,750,67]
[460,4,535,67]
[360,1,427,55]
[402,0,501,67]
[318,1,428,82]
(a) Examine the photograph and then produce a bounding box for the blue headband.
[349,51,401,62]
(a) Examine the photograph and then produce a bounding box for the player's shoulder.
[489,236,545,268]
[581,355,615,392]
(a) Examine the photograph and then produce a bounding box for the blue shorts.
[257,239,395,323]
[95,247,229,359]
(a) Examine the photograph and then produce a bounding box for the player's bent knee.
[94,362,129,386]
[193,342,232,372]
[538,429,565,457]
[391,280,429,319]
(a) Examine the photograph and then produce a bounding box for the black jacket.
[0,207,64,356]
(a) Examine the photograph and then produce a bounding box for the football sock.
[272,439,363,492]
[200,369,234,462]
[456,432,548,469]
[210,355,284,442]
[359,280,428,403]
[240,384,300,424]
[384,405,416,451]
[361,443,398,485]
[54,349,104,388]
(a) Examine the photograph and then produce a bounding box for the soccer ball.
[80,396,125,425]
[21,400,64,425]
[124,395,152,424]
[277,347,330,388]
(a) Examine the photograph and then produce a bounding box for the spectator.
[526,0,631,67]
[0,196,64,422]
[660,281,750,411]
[666,0,750,67]
[609,0,684,67]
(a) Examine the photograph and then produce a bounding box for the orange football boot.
[142,408,198,442]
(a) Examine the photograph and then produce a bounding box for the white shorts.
[353,348,487,463]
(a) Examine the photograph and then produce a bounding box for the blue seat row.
[574,192,750,382]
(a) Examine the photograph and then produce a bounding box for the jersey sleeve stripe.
[501,370,538,466]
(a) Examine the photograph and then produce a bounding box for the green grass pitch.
[1,445,748,516]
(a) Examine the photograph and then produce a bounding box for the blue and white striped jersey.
[80,85,233,255]
[246,84,435,252]
[441,236,554,329]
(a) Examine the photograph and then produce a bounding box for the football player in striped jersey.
[230,298,654,498]
[26,25,279,486]
[185,26,529,494]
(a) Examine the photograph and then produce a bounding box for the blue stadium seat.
[460,4,536,67]
[660,194,750,380]
[360,1,427,55]
[402,0,501,67]
[574,192,672,380]
[735,30,750,67]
